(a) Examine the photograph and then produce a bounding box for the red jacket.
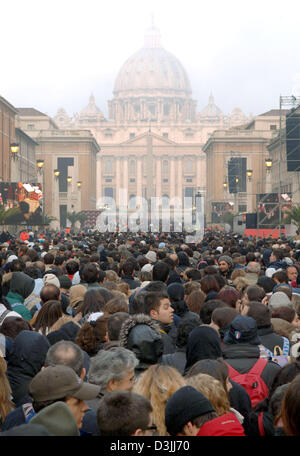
[197,412,245,436]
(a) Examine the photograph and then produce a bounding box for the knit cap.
[268,291,292,311]
[218,255,233,266]
[165,386,215,435]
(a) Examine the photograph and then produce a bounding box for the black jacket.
[161,347,187,375]
[6,331,50,407]
[121,275,141,290]
[257,326,288,354]
[222,343,281,391]
[119,314,164,375]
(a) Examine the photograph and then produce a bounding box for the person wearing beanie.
[218,255,233,280]
[145,250,157,264]
[5,272,35,321]
[268,291,293,312]
[165,386,217,436]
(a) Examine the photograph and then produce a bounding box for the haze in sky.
[2,0,300,118]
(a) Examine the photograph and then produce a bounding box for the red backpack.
[226,359,269,407]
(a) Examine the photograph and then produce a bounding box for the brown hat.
[29,365,100,402]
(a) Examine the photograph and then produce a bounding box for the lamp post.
[36,159,45,221]
[10,143,20,181]
[246,170,253,212]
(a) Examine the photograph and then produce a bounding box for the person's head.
[43,253,54,266]
[0,316,32,339]
[216,287,241,310]
[246,262,261,274]
[200,300,228,324]
[58,275,72,294]
[44,340,85,377]
[272,306,300,327]
[33,300,63,335]
[200,275,220,295]
[81,263,100,283]
[75,312,110,355]
[242,301,271,327]
[40,284,60,305]
[165,386,217,436]
[121,260,136,277]
[88,347,138,392]
[76,288,113,317]
[231,268,246,281]
[104,270,120,283]
[183,281,201,297]
[186,289,206,315]
[131,291,147,315]
[270,249,284,263]
[268,291,293,312]
[97,391,154,436]
[272,270,288,285]
[281,374,300,436]
[69,284,87,309]
[218,256,233,274]
[185,358,231,397]
[186,373,230,416]
[29,365,100,429]
[0,356,14,423]
[185,325,222,372]
[144,292,174,325]
[286,266,298,282]
[223,315,261,346]
[210,307,239,335]
[186,269,202,281]
[107,312,130,341]
[257,276,276,294]
[241,285,265,308]
[65,260,79,276]
[133,364,186,436]
[152,261,170,283]
[104,296,129,315]
[176,319,200,349]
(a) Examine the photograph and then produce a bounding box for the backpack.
[226,359,269,407]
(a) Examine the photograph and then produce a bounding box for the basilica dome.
[113,25,192,98]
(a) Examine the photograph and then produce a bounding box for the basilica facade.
[53,25,251,215]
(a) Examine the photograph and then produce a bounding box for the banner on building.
[0,182,44,225]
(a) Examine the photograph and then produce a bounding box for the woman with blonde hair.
[133,364,186,436]
[0,356,15,429]
[186,372,245,432]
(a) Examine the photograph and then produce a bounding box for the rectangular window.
[130,133,135,139]
[59,205,67,228]
[163,133,168,138]
[130,178,135,182]
[186,178,193,182]
[163,178,168,183]
[105,178,112,182]
[58,157,74,192]
[238,204,247,212]
[270,125,277,130]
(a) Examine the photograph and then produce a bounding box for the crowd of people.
[0,228,299,437]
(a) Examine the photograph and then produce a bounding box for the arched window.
[128,194,136,209]
[129,159,136,175]
[162,160,168,174]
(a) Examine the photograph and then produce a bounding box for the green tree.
[67,211,87,229]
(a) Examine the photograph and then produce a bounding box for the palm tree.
[67,211,87,229]
[283,205,300,231]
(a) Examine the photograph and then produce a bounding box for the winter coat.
[161,347,187,375]
[6,331,50,406]
[5,272,35,321]
[185,326,222,373]
[222,343,281,391]
[119,314,164,375]
[257,325,289,355]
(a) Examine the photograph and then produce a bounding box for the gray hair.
[44,340,84,377]
[246,262,261,274]
[87,347,138,389]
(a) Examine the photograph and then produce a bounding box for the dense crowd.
[0,228,300,437]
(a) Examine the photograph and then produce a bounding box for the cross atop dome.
[144,15,162,49]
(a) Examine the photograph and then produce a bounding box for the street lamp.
[77,181,82,189]
[67,176,72,184]
[235,177,239,184]
[54,169,60,179]
[223,181,228,189]
[265,158,272,172]
[247,169,253,181]
[10,143,19,160]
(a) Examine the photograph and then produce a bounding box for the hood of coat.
[185,325,222,372]
[119,314,164,367]
[9,272,35,299]
[7,330,50,380]
[46,321,80,345]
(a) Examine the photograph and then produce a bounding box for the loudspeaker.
[286,109,300,172]
[246,213,257,229]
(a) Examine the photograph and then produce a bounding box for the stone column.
[137,158,142,199]
[115,157,120,208]
[177,157,183,201]
[170,157,176,200]
[96,154,102,207]
[156,158,161,199]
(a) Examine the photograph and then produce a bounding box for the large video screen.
[257,193,292,228]
[211,202,234,223]
[0,182,44,225]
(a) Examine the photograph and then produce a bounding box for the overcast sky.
[2,0,300,119]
